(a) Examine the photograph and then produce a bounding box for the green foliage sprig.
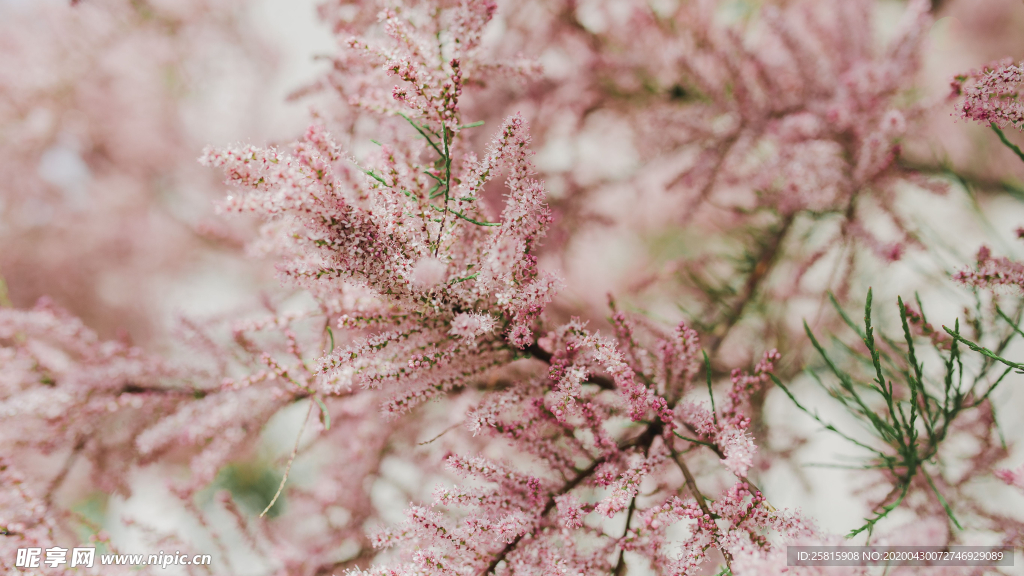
[773,289,1020,538]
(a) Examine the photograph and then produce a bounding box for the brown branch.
[706,214,795,356]
[675,131,744,226]
[480,422,663,576]
[524,343,552,363]
[119,382,208,398]
[44,437,85,507]
[612,496,637,576]
[479,455,606,576]
[669,447,713,519]
[669,445,733,571]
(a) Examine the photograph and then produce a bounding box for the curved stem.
[670,444,733,571]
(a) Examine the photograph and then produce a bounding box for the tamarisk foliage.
[775,289,1022,546]
[2,0,1024,575]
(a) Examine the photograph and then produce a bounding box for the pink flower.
[995,464,1024,493]
[449,312,497,346]
[954,245,1024,291]
[953,59,1024,131]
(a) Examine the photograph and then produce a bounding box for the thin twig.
[261,401,315,518]
[418,423,461,446]
[434,122,453,257]
[612,497,637,576]
[706,214,794,356]
[669,445,732,571]
[991,123,1024,164]
[45,437,85,507]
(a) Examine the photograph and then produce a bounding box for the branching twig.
[261,401,315,518]
[669,444,733,571]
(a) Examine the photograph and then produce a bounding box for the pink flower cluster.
[954,245,1024,291]
[996,464,1024,493]
[952,58,1024,131]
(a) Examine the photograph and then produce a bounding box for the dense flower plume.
[2,0,1024,575]
[952,58,1024,131]
[953,66,1024,293]
[202,111,560,414]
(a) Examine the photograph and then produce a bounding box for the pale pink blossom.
[995,464,1024,493]
[953,58,1024,130]
[954,245,1024,291]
